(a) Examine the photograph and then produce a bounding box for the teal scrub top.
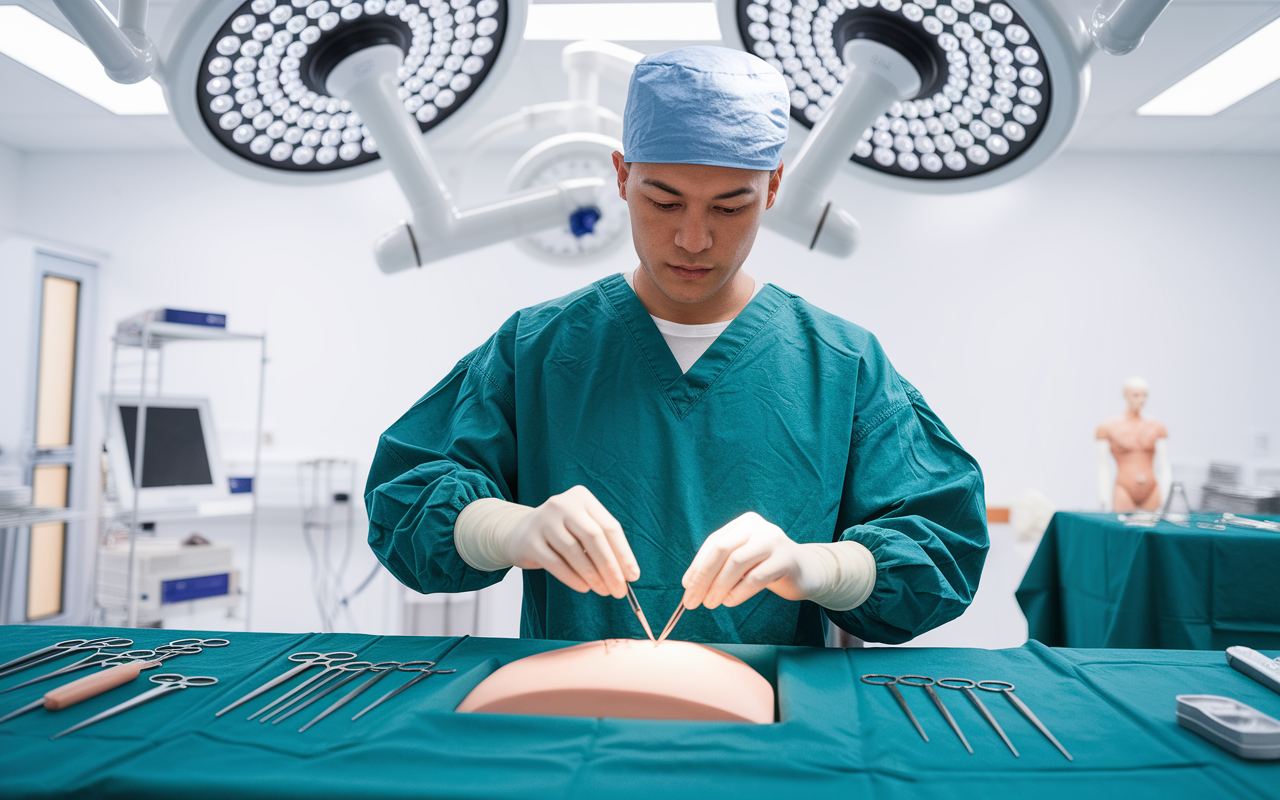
[366,275,988,646]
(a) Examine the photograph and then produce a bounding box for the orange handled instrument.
[0,660,158,725]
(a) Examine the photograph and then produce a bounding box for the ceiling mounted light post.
[324,42,603,271]
[1090,0,1173,57]
[51,0,157,83]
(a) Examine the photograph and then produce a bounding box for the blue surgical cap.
[623,46,789,171]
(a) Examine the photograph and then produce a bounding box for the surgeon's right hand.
[453,487,640,598]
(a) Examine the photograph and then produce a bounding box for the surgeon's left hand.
[680,512,827,610]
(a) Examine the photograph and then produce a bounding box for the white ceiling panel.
[1070,0,1280,152]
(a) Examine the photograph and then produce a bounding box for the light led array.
[197,0,507,171]
[737,0,1052,179]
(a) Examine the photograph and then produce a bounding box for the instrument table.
[1017,512,1280,650]
[1,625,1277,799]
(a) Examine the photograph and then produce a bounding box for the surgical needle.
[625,584,656,642]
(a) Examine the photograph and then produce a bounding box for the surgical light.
[175,0,511,176]
[0,6,166,115]
[718,0,1171,255]
[1137,16,1280,117]
[52,0,606,274]
[729,0,1063,184]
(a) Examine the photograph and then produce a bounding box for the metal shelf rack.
[101,319,266,628]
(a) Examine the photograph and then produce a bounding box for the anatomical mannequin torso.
[1096,378,1170,512]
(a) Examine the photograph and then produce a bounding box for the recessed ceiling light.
[0,6,167,116]
[524,3,721,41]
[1137,16,1280,116]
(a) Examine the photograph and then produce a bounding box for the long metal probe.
[625,584,656,641]
[253,666,361,722]
[1001,690,1072,761]
[961,687,1018,757]
[0,642,75,673]
[889,684,929,742]
[215,662,318,717]
[272,668,370,725]
[925,685,972,753]
[862,674,928,742]
[656,603,686,644]
[351,669,456,720]
[900,676,970,753]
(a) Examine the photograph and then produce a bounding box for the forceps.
[214,651,357,717]
[264,661,378,725]
[0,638,133,680]
[625,585,656,641]
[1,649,159,694]
[656,602,686,645]
[351,661,456,721]
[51,673,218,739]
[252,660,374,722]
[300,660,436,732]
[938,678,1019,757]
[861,674,928,742]
[4,638,227,694]
[898,675,973,754]
[977,680,1073,762]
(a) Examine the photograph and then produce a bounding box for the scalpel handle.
[44,661,156,711]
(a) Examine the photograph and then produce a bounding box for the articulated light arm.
[326,45,604,272]
[1090,0,1174,57]
[767,39,921,257]
[51,0,156,84]
[561,40,644,133]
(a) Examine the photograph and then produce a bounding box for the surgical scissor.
[897,675,973,754]
[214,651,357,717]
[938,677,1019,757]
[977,680,1073,762]
[862,674,929,742]
[2,637,227,694]
[0,638,134,680]
[351,661,456,721]
[51,673,218,739]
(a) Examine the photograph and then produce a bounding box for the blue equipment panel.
[161,573,230,604]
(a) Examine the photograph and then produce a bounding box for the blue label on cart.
[162,309,226,327]
[161,573,230,603]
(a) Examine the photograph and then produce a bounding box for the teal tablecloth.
[1,625,1277,799]
[1017,512,1280,650]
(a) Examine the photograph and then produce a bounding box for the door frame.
[3,244,99,625]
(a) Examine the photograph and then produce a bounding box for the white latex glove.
[680,512,875,612]
[453,486,640,598]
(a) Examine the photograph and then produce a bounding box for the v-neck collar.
[597,272,789,418]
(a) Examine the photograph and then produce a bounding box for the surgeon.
[366,47,988,647]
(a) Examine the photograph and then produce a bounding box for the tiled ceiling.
[0,0,1277,157]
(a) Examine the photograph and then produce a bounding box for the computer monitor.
[103,396,230,511]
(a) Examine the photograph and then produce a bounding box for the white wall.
[8,148,1279,519]
[0,142,18,229]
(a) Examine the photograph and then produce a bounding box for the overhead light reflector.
[1137,17,1280,116]
[0,6,167,115]
[524,3,721,41]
